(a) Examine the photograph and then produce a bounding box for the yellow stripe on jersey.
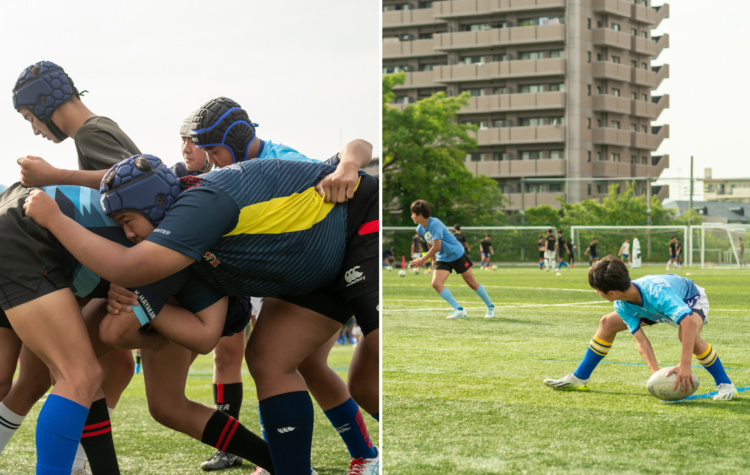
[223,186,335,237]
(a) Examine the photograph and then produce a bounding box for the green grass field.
[0,344,377,474]
[383,264,750,474]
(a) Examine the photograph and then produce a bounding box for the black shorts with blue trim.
[278,173,379,336]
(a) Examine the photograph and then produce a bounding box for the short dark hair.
[557,230,563,235]
[454,224,461,231]
[410,199,431,218]
[548,228,553,233]
[588,255,631,293]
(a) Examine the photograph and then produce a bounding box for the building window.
[493,86,508,94]
[588,85,591,96]
[641,156,648,164]
[631,60,637,68]
[550,117,565,126]
[642,125,648,133]
[549,50,565,58]
[596,152,603,161]
[641,31,648,39]
[588,18,592,29]
[521,151,540,160]
[612,153,621,162]
[631,155,637,164]
[612,88,620,97]
[631,123,637,132]
[493,119,508,128]
[588,151,592,162]
[596,86,602,94]
[611,121,620,129]
[461,55,488,65]
[631,28,638,36]
[549,150,564,159]
[588,51,591,63]
[631,92,637,100]
[612,56,621,64]
[519,117,543,126]
[597,53,602,61]
[463,88,485,97]
[549,83,565,92]
[494,53,509,62]
[587,118,592,129]
[519,51,544,60]
[597,119,602,127]
[519,84,544,93]
[642,62,648,70]
[419,64,434,72]
[588,184,592,195]
[642,93,648,101]
[612,23,620,31]
[493,152,507,161]
[394,96,411,104]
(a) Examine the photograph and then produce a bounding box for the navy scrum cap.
[12,61,79,141]
[190,97,258,163]
[100,154,181,226]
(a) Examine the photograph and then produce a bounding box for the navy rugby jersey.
[147,158,350,297]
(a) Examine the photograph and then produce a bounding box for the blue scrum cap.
[100,154,182,226]
[190,97,258,163]
[12,61,78,141]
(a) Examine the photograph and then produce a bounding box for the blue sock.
[474,285,494,308]
[560,261,568,268]
[36,394,89,475]
[371,412,379,422]
[258,391,314,474]
[438,288,461,310]
[324,398,376,459]
[257,405,267,441]
[573,337,612,380]
[539,262,544,269]
[697,345,732,385]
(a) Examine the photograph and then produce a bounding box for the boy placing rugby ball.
[544,255,737,401]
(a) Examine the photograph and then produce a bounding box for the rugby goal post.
[570,225,689,265]
[382,226,558,266]
[693,223,748,269]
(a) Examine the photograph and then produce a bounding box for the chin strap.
[45,118,68,141]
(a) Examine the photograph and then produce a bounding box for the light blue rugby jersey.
[417,217,466,263]
[614,274,701,334]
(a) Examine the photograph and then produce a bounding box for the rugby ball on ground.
[398,270,406,277]
[646,366,700,401]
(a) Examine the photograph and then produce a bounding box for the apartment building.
[383,0,670,210]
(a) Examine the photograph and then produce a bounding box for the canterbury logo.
[345,266,365,286]
[277,426,296,434]
[336,423,352,434]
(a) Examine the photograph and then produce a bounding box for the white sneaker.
[543,373,590,391]
[347,446,380,475]
[484,306,496,318]
[713,383,738,401]
[447,308,467,319]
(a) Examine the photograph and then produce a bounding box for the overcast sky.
[0,0,380,187]
[652,1,750,195]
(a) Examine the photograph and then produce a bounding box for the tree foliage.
[382,73,507,226]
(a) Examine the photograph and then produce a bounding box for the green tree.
[382,73,507,226]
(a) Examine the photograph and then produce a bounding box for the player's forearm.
[633,330,659,372]
[44,214,184,287]
[338,139,372,169]
[57,168,109,189]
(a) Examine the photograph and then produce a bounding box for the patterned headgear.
[12,61,79,141]
[100,154,182,226]
[190,97,258,163]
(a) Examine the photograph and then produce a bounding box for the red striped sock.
[80,398,119,473]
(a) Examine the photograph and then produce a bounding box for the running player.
[409,199,495,319]
[544,256,737,401]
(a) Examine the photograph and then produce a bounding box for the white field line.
[383,284,597,293]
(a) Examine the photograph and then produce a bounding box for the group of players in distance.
[1,61,380,474]
[408,200,738,402]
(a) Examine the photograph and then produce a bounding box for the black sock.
[201,410,274,474]
[213,382,243,420]
[81,398,120,474]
